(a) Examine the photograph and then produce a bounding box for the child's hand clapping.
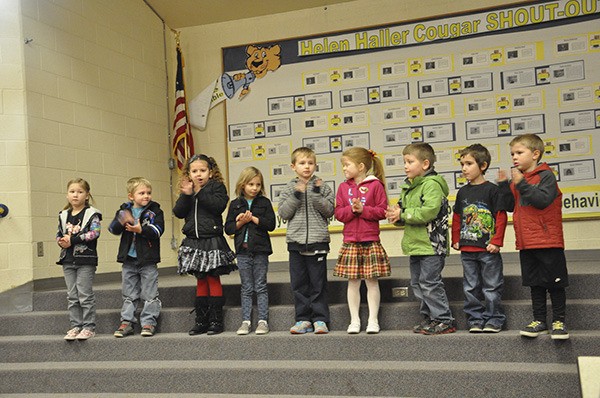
[180,178,194,195]
[497,169,509,182]
[236,210,253,226]
[511,167,524,185]
[57,235,71,249]
[124,220,142,234]
[386,204,401,223]
[294,180,307,193]
[351,198,363,214]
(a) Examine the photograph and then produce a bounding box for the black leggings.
[531,285,566,322]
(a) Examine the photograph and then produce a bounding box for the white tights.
[347,278,380,326]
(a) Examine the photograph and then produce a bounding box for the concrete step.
[1,299,599,336]
[30,272,600,312]
[0,359,579,397]
[2,395,396,398]
[1,331,598,364]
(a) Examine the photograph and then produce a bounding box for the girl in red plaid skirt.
[334,147,391,334]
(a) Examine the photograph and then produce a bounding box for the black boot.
[207,296,225,335]
[189,296,210,336]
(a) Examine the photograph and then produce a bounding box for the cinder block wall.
[0,0,179,295]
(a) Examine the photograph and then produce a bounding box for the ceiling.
[143,0,356,29]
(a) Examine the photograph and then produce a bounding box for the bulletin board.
[221,0,600,233]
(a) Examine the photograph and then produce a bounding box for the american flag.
[172,45,194,171]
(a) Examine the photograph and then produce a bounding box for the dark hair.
[459,144,491,174]
[181,154,224,183]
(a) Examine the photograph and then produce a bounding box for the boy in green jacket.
[386,143,455,334]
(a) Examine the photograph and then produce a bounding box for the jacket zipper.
[194,196,199,238]
[304,187,309,251]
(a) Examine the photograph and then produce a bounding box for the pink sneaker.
[64,327,81,341]
[76,328,95,340]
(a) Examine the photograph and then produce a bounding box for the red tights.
[196,275,223,297]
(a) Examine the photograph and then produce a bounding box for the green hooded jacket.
[398,169,450,256]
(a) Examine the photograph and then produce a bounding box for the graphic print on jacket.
[427,195,449,256]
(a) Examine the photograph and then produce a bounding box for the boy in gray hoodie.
[278,147,335,334]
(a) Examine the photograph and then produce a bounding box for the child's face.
[129,184,152,208]
[510,143,540,173]
[460,154,486,183]
[67,183,89,210]
[403,154,429,179]
[341,156,363,181]
[291,155,316,181]
[189,159,212,189]
[243,176,262,199]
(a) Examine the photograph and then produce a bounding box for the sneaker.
[313,321,329,334]
[421,320,456,335]
[64,327,81,341]
[551,320,569,340]
[347,323,361,334]
[76,328,95,340]
[141,325,155,337]
[255,320,269,335]
[469,324,484,333]
[366,322,380,334]
[519,320,549,338]
[114,322,134,338]
[237,320,251,335]
[412,317,431,334]
[483,324,502,333]
[290,321,313,334]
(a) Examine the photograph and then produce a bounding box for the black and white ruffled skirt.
[177,236,237,278]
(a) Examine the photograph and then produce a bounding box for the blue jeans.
[237,253,269,321]
[409,255,453,323]
[63,264,96,330]
[461,251,505,328]
[120,260,161,326]
[289,251,330,323]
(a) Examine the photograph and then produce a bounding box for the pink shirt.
[335,175,388,243]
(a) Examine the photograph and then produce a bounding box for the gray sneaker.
[236,321,251,335]
[313,321,329,334]
[114,322,134,338]
[290,321,313,334]
[255,320,269,335]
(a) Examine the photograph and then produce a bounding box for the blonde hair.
[179,154,225,192]
[63,178,94,210]
[235,166,265,197]
[126,177,152,195]
[291,146,316,164]
[403,143,436,168]
[342,147,386,188]
[509,134,545,161]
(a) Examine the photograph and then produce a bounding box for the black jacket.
[225,195,276,255]
[56,206,102,266]
[173,179,229,238]
[108,201,164,264]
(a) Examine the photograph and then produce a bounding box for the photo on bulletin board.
[220,0,600,233]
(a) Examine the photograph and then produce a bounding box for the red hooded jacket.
[500,163,564,250]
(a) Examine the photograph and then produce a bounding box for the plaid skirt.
[177,236,237,278]
[333,241,391,279]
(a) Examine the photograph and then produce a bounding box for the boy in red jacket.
[498,134,569,340]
